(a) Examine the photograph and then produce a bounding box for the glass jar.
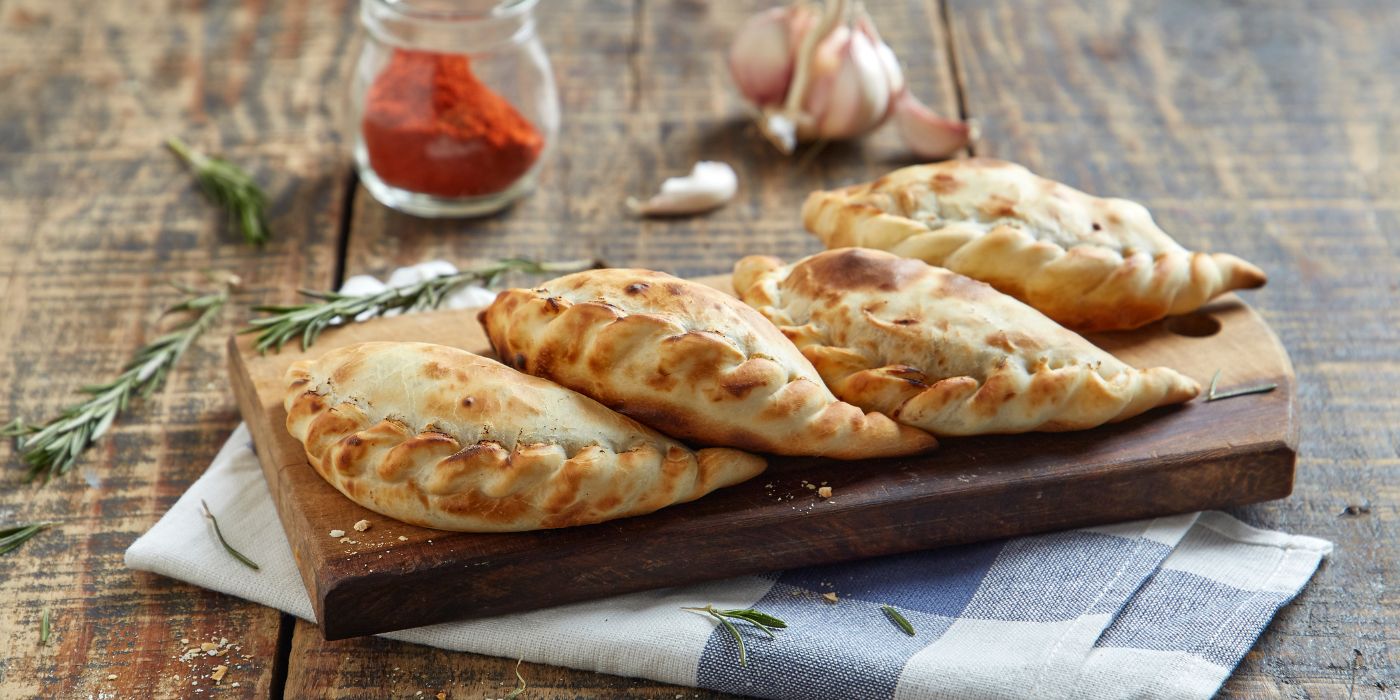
[351,0,559,218]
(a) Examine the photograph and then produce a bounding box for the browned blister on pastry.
[734,248,1200,436]
[479,269,937,459]
[284,342,765,532]
[802,159,1266,331]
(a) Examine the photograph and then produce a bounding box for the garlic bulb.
[728,0,971,157]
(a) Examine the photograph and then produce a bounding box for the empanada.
[734,248,1201,435]
[802,158,1266,331]
[479,269,937,459]
[284,342,765,532]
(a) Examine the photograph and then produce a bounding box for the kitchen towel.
[126,262,1332,700]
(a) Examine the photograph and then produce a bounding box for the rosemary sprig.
[503,658,527,699]
[682,604,788,667]
[40,609,51,645]
[243,258,596,354]
[167,136,271,246]
[200,500,260,571]
[3,278,236,483]
[881,604,915,636]
[0,522,53,555]
[1205,369,1278,402]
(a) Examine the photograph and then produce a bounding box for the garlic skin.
[728,0,970,158]
[627,161,739,217]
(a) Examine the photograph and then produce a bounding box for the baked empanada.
[284,342,765,532]
[802,158,1266,331]
[734,248,1201,435]
[479,269,937,459]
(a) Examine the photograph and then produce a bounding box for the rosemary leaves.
[244,258,594,353]
[167,137,271,246]
[682,604,788,667]
[881,604,915,636]
[1206,369,1278,402]
[200,500,260,571]
[2,278,235,483]
[40,609,51,645]
[0,522,53,556]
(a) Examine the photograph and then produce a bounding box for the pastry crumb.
[106,674,118,681]
[818,486,833,499]
[328,529,346,538]
[354,519,371,532]
[211,665,228,683]
[397,535,408,541]
[200,641,217,652]
[822,592,839,603]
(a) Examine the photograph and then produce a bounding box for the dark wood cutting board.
[227,276,1296,640]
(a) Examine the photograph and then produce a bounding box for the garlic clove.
[873,40,904,113]
[785,4,820,56]
[627,161,739,217]
[807,29,891,140]
[893,91,975,159]
[799,25,852,129]
[811,24,852,76]
[729,7,799,107]
[856,13,905,118]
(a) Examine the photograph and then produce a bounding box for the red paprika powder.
[361,49,544,198]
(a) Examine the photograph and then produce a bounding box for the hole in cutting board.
[1164,313,1222,337]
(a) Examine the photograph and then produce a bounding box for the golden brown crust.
[479,268,937,459]
[734,249,1201,436]
[801,158,1266,331]
[283,342,765,532]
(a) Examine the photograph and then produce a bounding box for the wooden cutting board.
[227,276,1296,640]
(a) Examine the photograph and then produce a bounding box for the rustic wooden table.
[1,0,1394,697]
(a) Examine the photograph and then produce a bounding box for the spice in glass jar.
[360,49,544,198]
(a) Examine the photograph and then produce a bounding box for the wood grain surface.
[0,0,355,696]
[230,277,1294,640]
[1,0,1395,698]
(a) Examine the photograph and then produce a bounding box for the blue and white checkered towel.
[126,262,1331,700]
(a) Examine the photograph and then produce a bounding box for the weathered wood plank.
[943,0,1400,695]
[0,0,355,696]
